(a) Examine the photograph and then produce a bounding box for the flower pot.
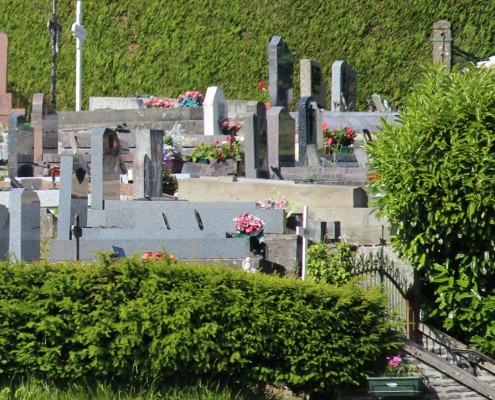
[367,376,424,398]
[163,159,185,173]
[197,158,210,164]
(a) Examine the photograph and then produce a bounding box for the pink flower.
[322,122,329,130]
[258,81,267,91]
[141,251,154,260]
[226,135,232,142]
[326,138,333,144]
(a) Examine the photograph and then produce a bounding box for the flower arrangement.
[383,355,420,377]
[258,80,270,108]
[322,123,356,153]
[178,90,204,107]
[257,188,300,217]
[219,118,243,135]
[141,250,177,262]
[234,213,265,235]
[188,136,244,162]
[163,122,185,161]
[144,97,176,108]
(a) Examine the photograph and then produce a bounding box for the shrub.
[0,256,398,397]
[366,63,495,353]
[307,242,354,286]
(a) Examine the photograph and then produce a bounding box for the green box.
[367,376,424,397]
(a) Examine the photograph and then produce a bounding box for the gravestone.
[32,93,44,166]
[133,128,164,199]
[0,33,25,129]
[300,59,327,109]
[331,60,357,111]
[372,93,386,112]
[204,86,228,135]
[91,127,121,210]
[57,154,89,240]
[243,102,269,179]
[267,106,295,179]
[297,96,320,166]
[8,114,34,178]
[9,188,40,261]
[268,36,295,108]
[0,205,8,260]
[432,20,452,73]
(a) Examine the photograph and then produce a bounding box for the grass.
[0,379,302,400]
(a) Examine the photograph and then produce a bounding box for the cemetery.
[2,6,495,399]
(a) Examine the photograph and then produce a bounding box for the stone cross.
[0,33,25,129]
[71,0,87,111]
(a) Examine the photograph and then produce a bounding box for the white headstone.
[203,86,228,135]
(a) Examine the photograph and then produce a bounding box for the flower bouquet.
[141,250,177,263]
[178,90,204,107]
[234,213,265,236]
[144,97,176,108]
[257,188,300,217]
[322,123,356,154]
[219,118,243,135]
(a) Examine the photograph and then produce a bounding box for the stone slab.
[178,178,368,209]
[49,237,251,261]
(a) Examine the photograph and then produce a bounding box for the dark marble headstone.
[9,188,40,261]
[0,204,8,260]
[8,114,34,178]
[91,127,121,210]
[57,154,89,240]
[243,102,268,179]
[331,60,357,111]
[268,36,295,108]
[297,96,319,166]
[133,128,164,199]
[267,106,295,179]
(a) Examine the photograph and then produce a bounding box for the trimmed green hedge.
[0,256,397,396]
[1,1,495,112]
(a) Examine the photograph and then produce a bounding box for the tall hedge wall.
[2,1,494,112]
[0,256,398,396]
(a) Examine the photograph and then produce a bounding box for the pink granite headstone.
[0,33,25,128]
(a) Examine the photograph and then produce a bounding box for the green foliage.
[0,258,397,397]
[162,169,178,190]
[366,63,495,354]
[306,242,354,286]
[2,1,495,111]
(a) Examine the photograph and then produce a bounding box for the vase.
[367,376,424,397]
[163,159,185,173]
[231,230,265,256]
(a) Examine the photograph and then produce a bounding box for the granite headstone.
[0,204,8,260]
[300,59,327,109]
[9,188,40,261]
[331,60,357,111]
[243,102,268,179]
[133,128,164,199]
[57,154,89,240]
[297,96,319,166]
[91,127,121,210]
[268,36,295,108]
[267,106,295,179]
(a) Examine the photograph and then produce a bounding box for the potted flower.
[188,136,245,164]
[219,118,243,136]
[322,123,356,154]
[178,90,204,107]
[144,96,176,108]
[188,143,221,163]
[367,355,424,398]
[231,213,265,255]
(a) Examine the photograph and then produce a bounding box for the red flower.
[258,81,267,91]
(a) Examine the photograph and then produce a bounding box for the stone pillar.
[432,20,452,73]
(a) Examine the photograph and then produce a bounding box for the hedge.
[1,1,495,112]
[0,255,398,397]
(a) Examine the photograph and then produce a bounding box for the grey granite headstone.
[9,188,40,261]
[267,106,295,179]
[297,96,319,166]
[331,60,357,111]
[0,205,8,260]
[268,36,295,108]
[243,102,268,179]
[432,20,452,73]
[133,128,164,199]
[57,154,89,240]
[91,127,121,210]
[8,114,34,178]
[300,59,327,109]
